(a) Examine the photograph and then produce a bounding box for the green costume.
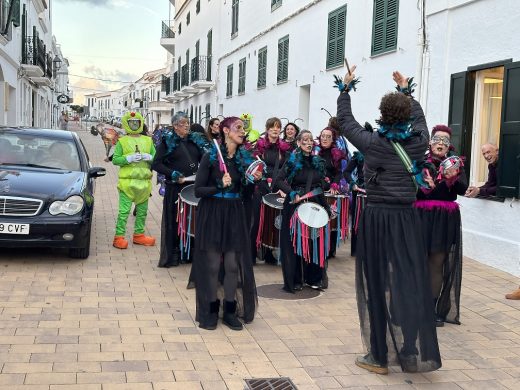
[240,113,260,144]
[112,112,156,236]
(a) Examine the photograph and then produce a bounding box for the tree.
[70,105,85,115]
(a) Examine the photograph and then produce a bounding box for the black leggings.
[206,251,239,302]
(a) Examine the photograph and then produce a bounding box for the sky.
[52,0,172,105]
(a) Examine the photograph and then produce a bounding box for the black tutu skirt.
[356,204,442,372]
[193,197,257,325]
[415,200,463,324]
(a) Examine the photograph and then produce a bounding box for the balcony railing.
[161,20,175,39]
[161,75,171,94]
[190,55,212,82]
[45,53,52,78]
[181,64,189,87]
[172,71,179,92]
[22,35,47,75]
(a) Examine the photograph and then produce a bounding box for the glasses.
[430,135,450,147]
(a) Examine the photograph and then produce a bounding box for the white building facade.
[0,0,69,129]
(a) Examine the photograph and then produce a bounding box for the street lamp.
[53,55,62,76]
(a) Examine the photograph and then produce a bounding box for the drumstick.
[344,57,351,75]
[213,139,227,174]
[291,188,323,204]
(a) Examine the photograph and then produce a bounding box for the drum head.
[262,193,284,209]
[180,184,200,206]
[296,202,329,229]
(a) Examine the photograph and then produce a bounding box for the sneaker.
[355,354,388,375]
[505,288,520,300]
[399,352,418,373]
[112,236,128,249]
[132,234,156,246]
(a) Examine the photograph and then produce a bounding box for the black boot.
[433,298,444,327]
[223,300,243,330]
[199,299,220,330]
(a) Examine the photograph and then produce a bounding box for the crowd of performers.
[106,66,474,375]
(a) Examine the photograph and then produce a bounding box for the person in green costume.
[112,111,156,249]
[240,113,260,145]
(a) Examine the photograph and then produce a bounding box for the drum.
[245,159,265,183]
[257,193,284,249]
[325,193,349,240]
[178,184,200,238]
[290,202,330,267]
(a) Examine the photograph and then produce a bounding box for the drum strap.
[271,152,281,183]
[178,140,197,172]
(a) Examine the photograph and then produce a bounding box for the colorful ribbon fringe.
[289,212,330,268]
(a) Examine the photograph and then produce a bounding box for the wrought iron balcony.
[160,20,175,55]
[190,56,214,89]
[161,75,171,95]
[172,71,179,92]
[181,64,189,87]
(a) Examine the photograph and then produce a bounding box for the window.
[205,103,211,121]
[207,30,213,81]
[326,5,347,69]
[257,46,267,89]
[371,0,398,56]
[187,12,190,25]
[231,0,239,37]
[448,60,520,198]
[271,0,282,11]
[178,22,182,35]
[196,0,201,14]
[1,0,20,36]
[226,64,233,97]
[238,58,246,94]
[277,35,289,83]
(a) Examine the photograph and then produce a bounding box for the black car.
[0,127,105,258]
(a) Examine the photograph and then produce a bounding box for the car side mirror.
[88,167,106,178]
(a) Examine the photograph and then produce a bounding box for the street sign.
[57,94,70,104]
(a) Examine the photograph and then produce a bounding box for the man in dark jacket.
[336,67,441,375]
[465,143,498,197]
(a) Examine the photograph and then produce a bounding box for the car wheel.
[69,223,91,259]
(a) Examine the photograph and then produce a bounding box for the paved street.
[0,121,519,390]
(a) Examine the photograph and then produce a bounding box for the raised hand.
[392,71,408,89]
[343,64,357,86]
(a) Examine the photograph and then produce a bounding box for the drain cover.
[257,283,321,300]
[244,377,297,389]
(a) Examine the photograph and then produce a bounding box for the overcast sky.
[52,0,171,104]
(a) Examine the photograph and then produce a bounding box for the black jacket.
[336,92,429,205]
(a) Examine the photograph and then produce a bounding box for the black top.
[345,152,365,188]
[337,92,429,205]
[260,144,287,179]
[320,148,342,185]
[152,137,204,182]
[195,152,246,198]
[276,154,326,195]
[479,163,497,197]
[417,167,468,201]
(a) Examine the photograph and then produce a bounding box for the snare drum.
[290,202,330,267]
[256,193,284,249]
[178,184,200,238]
[325,193,349,240]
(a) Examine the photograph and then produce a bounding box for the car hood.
[0,169,85,200]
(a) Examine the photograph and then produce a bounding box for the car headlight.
[49,195,85,216]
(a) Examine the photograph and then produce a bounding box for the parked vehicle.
[0,127,106,258]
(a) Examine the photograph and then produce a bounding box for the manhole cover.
[244,377,298,389]
[257,283,321,300]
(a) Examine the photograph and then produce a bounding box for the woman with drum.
[415,125,467,327]
[282,122,300,151]
[345,150,365,257]
[193,116,261,331]
[205,118,221,142]
[152,112,209,268]
[316,127,348,260]
[251,117,291,265]
[276,130,331,293]
[337,68,441,374]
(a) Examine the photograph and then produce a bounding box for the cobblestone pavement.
[0,121,519,390]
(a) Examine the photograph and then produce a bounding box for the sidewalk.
[0,122,519,389]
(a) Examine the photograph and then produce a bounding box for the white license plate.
[0,222,30,235]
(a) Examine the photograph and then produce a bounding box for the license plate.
[0,222,30,235]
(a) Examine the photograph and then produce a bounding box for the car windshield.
[0,133,81,171]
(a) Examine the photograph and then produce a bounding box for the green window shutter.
[372,0,399,56]
[238,58,246,94]
[277,35,289,83]
[326,5,346,69]
[231,0,239,36]
[497,61,520,198]
[257,47,267,88]
[226,64,233,97]
[447,72,468,157]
